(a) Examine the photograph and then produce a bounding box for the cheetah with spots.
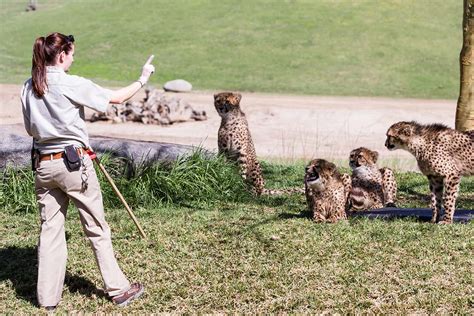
[214,92,303,196]
[385,121,473,224]
[348,147,397,211]
[305,159,351,223]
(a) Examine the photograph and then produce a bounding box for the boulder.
[163,79,193,92]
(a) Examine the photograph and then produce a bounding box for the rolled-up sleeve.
[20,80,33,136]
[63,75,112,113]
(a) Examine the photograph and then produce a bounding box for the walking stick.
[87,149,147,239]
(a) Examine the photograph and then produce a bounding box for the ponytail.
[30,33,75,97]
[32,36,47,97]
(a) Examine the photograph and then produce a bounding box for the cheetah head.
[385,121,416,151]
[214,92,242,118]
[305,159,338,192]
[349,147,378,170]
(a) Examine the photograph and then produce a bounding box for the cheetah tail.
[261,187,305,196]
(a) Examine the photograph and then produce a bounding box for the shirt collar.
[46,66,65,73]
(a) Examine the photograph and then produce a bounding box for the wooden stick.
[93,158,147,239]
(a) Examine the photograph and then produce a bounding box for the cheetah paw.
[437,220,453,225]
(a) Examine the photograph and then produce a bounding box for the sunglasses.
[66,34,75,43]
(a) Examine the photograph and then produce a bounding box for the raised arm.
[109,55,155,104]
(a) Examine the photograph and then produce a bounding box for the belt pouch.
[31,147,39,172]
[64,145,81,171]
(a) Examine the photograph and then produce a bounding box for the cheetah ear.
[371,151,379,163]
[214,93,220,101]
[323,160,337,175]
[231,93,242,105]
[400,125,414,136]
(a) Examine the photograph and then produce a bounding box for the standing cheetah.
[214,92,303,196]
[349,147,397,210]
[385,121,473,224]
[305,159,351,223]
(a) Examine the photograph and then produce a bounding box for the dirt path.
[0,84,457,170]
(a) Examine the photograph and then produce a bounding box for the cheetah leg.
[380,167,397,207]
[439,175,461,224]
[341,174,352,200]
[313,211,326,223]
[428,176,444,223]
[340,173,352,211]
[331,208,347,222]
[250,162,265,196]
[237,153,248,180]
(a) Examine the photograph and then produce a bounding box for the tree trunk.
[455,0,474,131]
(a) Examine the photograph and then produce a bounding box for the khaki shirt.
[21,66,113,154]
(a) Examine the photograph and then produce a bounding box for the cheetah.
[305,159,351,223]
[348,147,397,211]
[214,92,303,196]
[385,121,474,224]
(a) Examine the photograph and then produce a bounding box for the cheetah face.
[214,92,242,118]
[349,147,378,169]
[305,159,337,192]
[385,121,415,151]
[157,104,170,117]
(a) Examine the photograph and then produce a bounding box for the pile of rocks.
[90,88,207,125]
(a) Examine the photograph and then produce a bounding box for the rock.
[163,79,193,92]
[88,88,206,125]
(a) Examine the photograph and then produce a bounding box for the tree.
[455,0,474,131]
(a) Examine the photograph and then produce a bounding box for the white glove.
[138,55,155,86]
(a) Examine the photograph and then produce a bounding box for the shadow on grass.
[0,246,37,306]
[0,246,107,307]
[278,210,312,220]
[64,273,107,299]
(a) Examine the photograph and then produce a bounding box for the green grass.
[0,0,462,98]
[1,155,473,313]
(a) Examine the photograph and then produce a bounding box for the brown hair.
[31,32,74,97]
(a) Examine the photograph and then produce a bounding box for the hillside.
[0,0,462,98]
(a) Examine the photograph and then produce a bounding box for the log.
[0,131,212,171]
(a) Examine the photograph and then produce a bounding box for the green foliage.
[0,166,36,213]
[98,151,251,208]
[0,151,251,213]
[0,0,461,98]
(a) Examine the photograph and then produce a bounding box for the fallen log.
[0,132,212,171]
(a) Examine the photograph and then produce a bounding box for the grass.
[0,0,462,99]
[1,154,473,313]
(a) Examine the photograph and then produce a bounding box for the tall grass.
[0,151,251,213]
[0,167,36,213]
[101,151,251,208]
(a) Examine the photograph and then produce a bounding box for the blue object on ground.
[350,208,473,223]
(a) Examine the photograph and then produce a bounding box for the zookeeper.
[20,32,155,311]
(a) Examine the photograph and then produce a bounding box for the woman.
[20,32,154,310]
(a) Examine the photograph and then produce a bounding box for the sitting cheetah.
[305,159,351,223]
[349,147,397,210]
[385,121,474,224]
[214,92,303,196]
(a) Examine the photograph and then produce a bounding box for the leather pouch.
[31,147,39,172]
[64,145,81,171]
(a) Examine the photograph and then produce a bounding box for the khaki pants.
[35,154,130,307]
